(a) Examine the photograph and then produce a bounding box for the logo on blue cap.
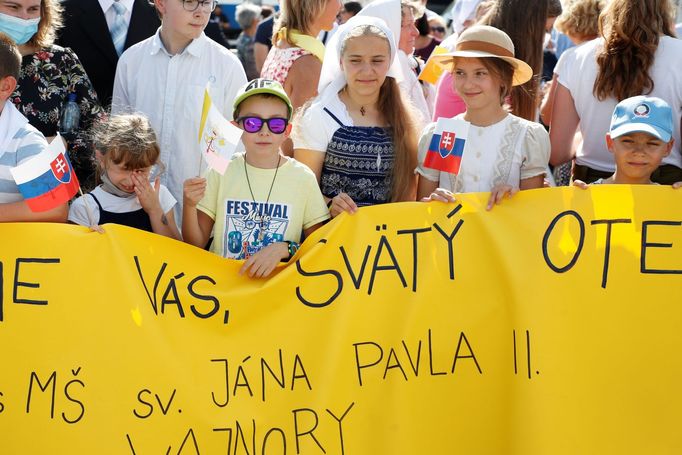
[633,103,650,118]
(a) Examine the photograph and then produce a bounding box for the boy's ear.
[231,120,240,128]
[0,76,17,99]
[284,122,293,137]
[605,133,615,154]
[154,0,166,17]
[664,139,674,157]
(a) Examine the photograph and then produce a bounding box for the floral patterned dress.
[12,45,105,190]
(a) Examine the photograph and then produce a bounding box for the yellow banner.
[2,186,682,453]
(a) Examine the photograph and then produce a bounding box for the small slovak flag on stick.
[10,135,79,212]
[423,117,470,174]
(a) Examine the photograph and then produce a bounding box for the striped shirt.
[0,101,48,203]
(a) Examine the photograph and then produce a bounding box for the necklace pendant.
[360,105,366,116]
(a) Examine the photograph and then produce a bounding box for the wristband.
[285,240,300,259]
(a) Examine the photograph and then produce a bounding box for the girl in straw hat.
[416,25,550,210]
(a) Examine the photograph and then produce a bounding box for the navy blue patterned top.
[320,108,395,206]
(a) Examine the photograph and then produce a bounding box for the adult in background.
[262,0,339,107]
[235,2,262,80]
[414,12,440,61]
[480,0,562,121]
[261,0,340,155]
[550,0,682,184]
[58,0,160,107]
[5,0,105,189]
[337,1,361,25]
[254,11,276,74]
[428,15,447,41]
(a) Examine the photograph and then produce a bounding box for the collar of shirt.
[99,0,135,14]
[150,29,208,57]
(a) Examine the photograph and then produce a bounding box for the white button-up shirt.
[112,30,247,221]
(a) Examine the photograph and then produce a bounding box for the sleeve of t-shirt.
[15,127,48,164]
[291,104,336,152]
[520,122,551,180]
[302,169,331,229]
[254,19,273,46]
[414,122,440,182]
[68,194,100,226]
[197,168,221,221]
[556,47,577,91]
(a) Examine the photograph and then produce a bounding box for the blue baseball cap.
[609,96,673,142]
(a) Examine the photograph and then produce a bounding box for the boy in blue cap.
[574,96,678,186]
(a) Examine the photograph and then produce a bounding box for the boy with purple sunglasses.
[182,79,330,278]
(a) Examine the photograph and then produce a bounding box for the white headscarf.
[317,15,402,99]
[357,0,432,127]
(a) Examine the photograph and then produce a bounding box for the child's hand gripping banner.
[198,87,243,175]
[423,117,470,174]
[10,135,79,212]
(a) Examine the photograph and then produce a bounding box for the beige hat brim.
[431,51,533,86]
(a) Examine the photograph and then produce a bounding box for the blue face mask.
[0,12,40,45]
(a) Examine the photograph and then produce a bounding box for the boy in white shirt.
[183,79,330,278]
[111,0,247,222]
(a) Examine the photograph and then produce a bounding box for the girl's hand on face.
[572,179,589,190]
[133,173,162,215]
[239,242,289,278]
[421,188,456,203]
[329,192,358,218]
[486,184,518,211]
[183,177,207,208]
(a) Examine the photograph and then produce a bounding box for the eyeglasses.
[237,117,289,134]
[430,26,446,34]
[181,0,217,13]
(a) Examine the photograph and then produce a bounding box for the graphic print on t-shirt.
[222,199,290,259]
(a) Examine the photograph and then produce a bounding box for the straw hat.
[431,25,533,86]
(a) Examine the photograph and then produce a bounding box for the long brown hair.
[593,0,676,101]
[378,77,418,202]
[481,0,558,120]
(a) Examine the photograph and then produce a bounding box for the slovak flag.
[423,117,470,174]
[10,135,79,212]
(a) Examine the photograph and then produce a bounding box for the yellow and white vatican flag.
[197,87,243,175]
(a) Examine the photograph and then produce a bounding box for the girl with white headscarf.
[292,16,419,217]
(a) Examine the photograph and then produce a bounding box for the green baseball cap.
[232,78,294,120]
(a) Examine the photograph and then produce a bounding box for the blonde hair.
[554,0,604,39]
[341,25,418,202]
[274,0,331,41]
[92,115,161,174]
[28,0,62,49]
[593,0,676,101]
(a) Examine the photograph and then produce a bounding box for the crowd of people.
[1,0,681,278]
